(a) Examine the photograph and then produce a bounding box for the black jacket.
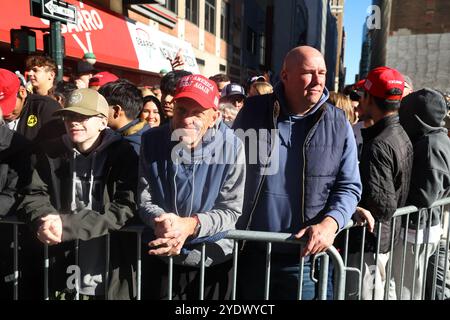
[0,124,32,298]
[0,124,31,217]
[16,94,65,147]
[19,130,139,299]
[351,115,413,253]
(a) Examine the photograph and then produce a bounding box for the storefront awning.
[0,0,198,74]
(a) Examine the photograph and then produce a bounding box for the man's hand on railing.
[147,213,197,256]
[295,216,338,257]
[36,214,62,245]
[352,206,375,233]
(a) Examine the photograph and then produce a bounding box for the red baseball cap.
[174,74,219,110]
[89,71,119,87]
[354,79,366,90]
[364,66,404,101]
[0,68,20,117]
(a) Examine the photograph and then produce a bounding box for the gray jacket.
[138,119,246,267]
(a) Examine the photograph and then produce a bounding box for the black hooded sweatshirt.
[399,88,450,242]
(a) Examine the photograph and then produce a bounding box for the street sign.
[41,0,77,25]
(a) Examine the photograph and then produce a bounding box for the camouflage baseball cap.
[54,88,109,117]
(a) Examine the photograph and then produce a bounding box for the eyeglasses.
[61,113,102,123]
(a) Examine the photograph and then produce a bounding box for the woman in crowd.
[140,95,166,128]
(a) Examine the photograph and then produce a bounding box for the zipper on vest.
[301,105,327,227]
[241,100,280,251]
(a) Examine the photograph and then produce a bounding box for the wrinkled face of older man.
[171,98,219,148]
[281,50,327,109]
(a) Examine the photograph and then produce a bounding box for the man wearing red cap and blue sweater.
[346,66,413,300]
[138,74,245,299]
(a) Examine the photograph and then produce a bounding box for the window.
[205,0,216,34]
[220,1,230,40]
[259,33,265,65]
[247,27,257,55]
[164,0,177,13]
[186,0,199,25]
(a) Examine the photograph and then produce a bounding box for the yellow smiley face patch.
[27,115,38,127]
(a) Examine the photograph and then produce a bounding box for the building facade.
[270,0,340,91]
[362,0,450,92]
[0,0,264,86]
[0,0,342,89]
[330,0,345,92]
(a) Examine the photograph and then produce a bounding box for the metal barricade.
[339,197,450,300]
[0,217,344,300]
[2,196,450,300]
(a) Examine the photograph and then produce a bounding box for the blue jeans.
[237,251,334,300]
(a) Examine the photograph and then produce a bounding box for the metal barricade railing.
[339,197,450,300]
[0,216,22,300]
[223,230,346,300]
[0,218,343,300]
[2,197,450,300]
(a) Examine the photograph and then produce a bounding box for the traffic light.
[10,29,36,54]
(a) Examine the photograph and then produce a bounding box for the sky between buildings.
[343,0,372,85]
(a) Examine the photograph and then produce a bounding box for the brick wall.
[390,0,450,34]
[204,31,215,55]
[185,21,200,49]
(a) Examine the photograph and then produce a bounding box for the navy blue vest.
[234,93,347,229]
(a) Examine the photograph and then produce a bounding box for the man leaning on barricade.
[233,46,362,300]
[0,69,32,299]
[391,88,450,300]
[17,88,139,300]
[344,66,413,300]
[138,74,245,300]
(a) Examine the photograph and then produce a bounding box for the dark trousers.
[141,252,233,300]
[0,224,46,300]
[426,239,450,300]
[237,250,334,300]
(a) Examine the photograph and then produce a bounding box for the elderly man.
[233,46,362,300]
[138,74,245,300]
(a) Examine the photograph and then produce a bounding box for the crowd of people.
[1,45,450,300]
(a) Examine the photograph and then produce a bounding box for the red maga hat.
[174,74,220,110]
[364,66,404,101]
[89,71,119,87]
[0,68,20,117]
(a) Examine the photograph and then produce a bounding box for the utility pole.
[50,20,63,81]
[30,0,77,81]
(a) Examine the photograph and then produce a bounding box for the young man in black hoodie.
[19,88,138,299]
[394,88,450,300]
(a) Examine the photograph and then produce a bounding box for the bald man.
[233,46,362,299]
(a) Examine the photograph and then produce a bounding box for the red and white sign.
[0,0,198,73]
